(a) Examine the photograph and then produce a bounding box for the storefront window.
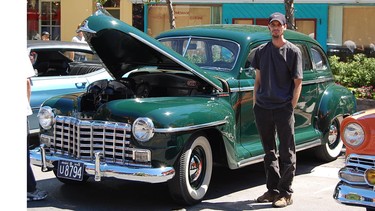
[147,5,221,37]
[133,4,144,32]
[342,6,375,53]
[328,6,375,58]
[27,0,61,40]
[296,19,316,39]
[27,0,40,40]
[233,19,254,24]
[104,0,120,19]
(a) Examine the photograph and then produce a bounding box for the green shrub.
[329,54,375,99]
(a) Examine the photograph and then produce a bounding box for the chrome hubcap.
[328,124,338,145]
[189,154,202,183]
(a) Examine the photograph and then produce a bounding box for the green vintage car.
[30,7,356,205]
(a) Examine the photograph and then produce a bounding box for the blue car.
[27,40,112,143]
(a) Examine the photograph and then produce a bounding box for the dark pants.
[27,120,36,192]
[254,103,296,196]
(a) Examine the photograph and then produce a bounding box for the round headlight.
[37,106,55,130]
[343,123,364,147]
[132,117,155,142]
[365,168,375,186]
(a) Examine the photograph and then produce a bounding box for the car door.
[293,42,321,146]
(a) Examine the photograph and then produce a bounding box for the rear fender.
[316,83,356,137]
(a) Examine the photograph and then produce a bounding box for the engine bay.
[80,71,214,111]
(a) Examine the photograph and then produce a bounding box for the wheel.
[314,118,343,162]
[168,134,213,205]
[53,168,89,184]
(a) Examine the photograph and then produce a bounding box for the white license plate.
[57,160,84,181]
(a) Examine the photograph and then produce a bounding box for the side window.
[295,44,312,71]
[183,40,207,64]
[246,43,311,70]
[212,45,235,63]
[246,48,257,68]
[211,45,235,69]
[311,46,328,70]
[244,45,261,78]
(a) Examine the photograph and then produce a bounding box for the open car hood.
[79,7,223,92]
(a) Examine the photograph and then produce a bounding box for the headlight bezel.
[342,122,365,148]
[365,168,375,186]
[132,117,155,142]
[37,106,55,130]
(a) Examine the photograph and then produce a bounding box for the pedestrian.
[27,53,48,202]
[72,25,86,44]
[251,12,303,208]
[41,31,50,41]
[71,24,87,61]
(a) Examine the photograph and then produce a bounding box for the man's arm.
[292,78,302,108]
[27,78,32,103]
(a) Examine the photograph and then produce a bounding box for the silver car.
[27,40,112,143]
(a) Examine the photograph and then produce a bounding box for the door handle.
[75,82,87,89]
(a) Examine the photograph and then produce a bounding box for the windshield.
[158,37,240,71]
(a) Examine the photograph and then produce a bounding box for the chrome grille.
[347,154,375,171]
[50,116,139,166]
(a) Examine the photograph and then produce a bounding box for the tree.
[284,0,296,30]
[166,0,176,29]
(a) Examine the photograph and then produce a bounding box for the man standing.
[251,12,302,208]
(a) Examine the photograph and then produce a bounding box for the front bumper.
[334,181,375,209]
[333,153,375,209]
[30,146,175,184]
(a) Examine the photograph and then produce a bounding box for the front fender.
[316,83,356,133]
[97,96,234,130]
[41,92,83,116]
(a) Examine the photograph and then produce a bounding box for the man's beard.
[272,34,281,39]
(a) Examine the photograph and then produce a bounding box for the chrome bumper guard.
[30,145,175,184]
[334,181,375,208]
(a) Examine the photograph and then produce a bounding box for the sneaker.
[272,195,293,208]
[27,189,48,201]
[256,191,279,203]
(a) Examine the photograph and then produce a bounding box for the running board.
[237,139,322,168]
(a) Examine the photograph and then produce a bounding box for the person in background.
[41,31,50,41]
[70,25,87,61]
[72,25,86,44]
[27,53,48,202]
[251,12,303,208]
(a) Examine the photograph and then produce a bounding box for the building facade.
[27,0,133,42]
[27,0,375,52]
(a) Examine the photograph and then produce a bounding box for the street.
[27,149,365,211]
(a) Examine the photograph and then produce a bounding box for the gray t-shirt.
[252,41,302,109]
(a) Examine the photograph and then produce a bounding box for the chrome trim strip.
[29,128,40,134]
[30,147,175,184]
[230,79,333,93]
[295,139,322,151]
[237,139,322,168]
[154,120,227,133]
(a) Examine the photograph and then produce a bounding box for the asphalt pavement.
[27,149,366,211]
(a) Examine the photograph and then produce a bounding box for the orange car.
[333,108,375,210]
